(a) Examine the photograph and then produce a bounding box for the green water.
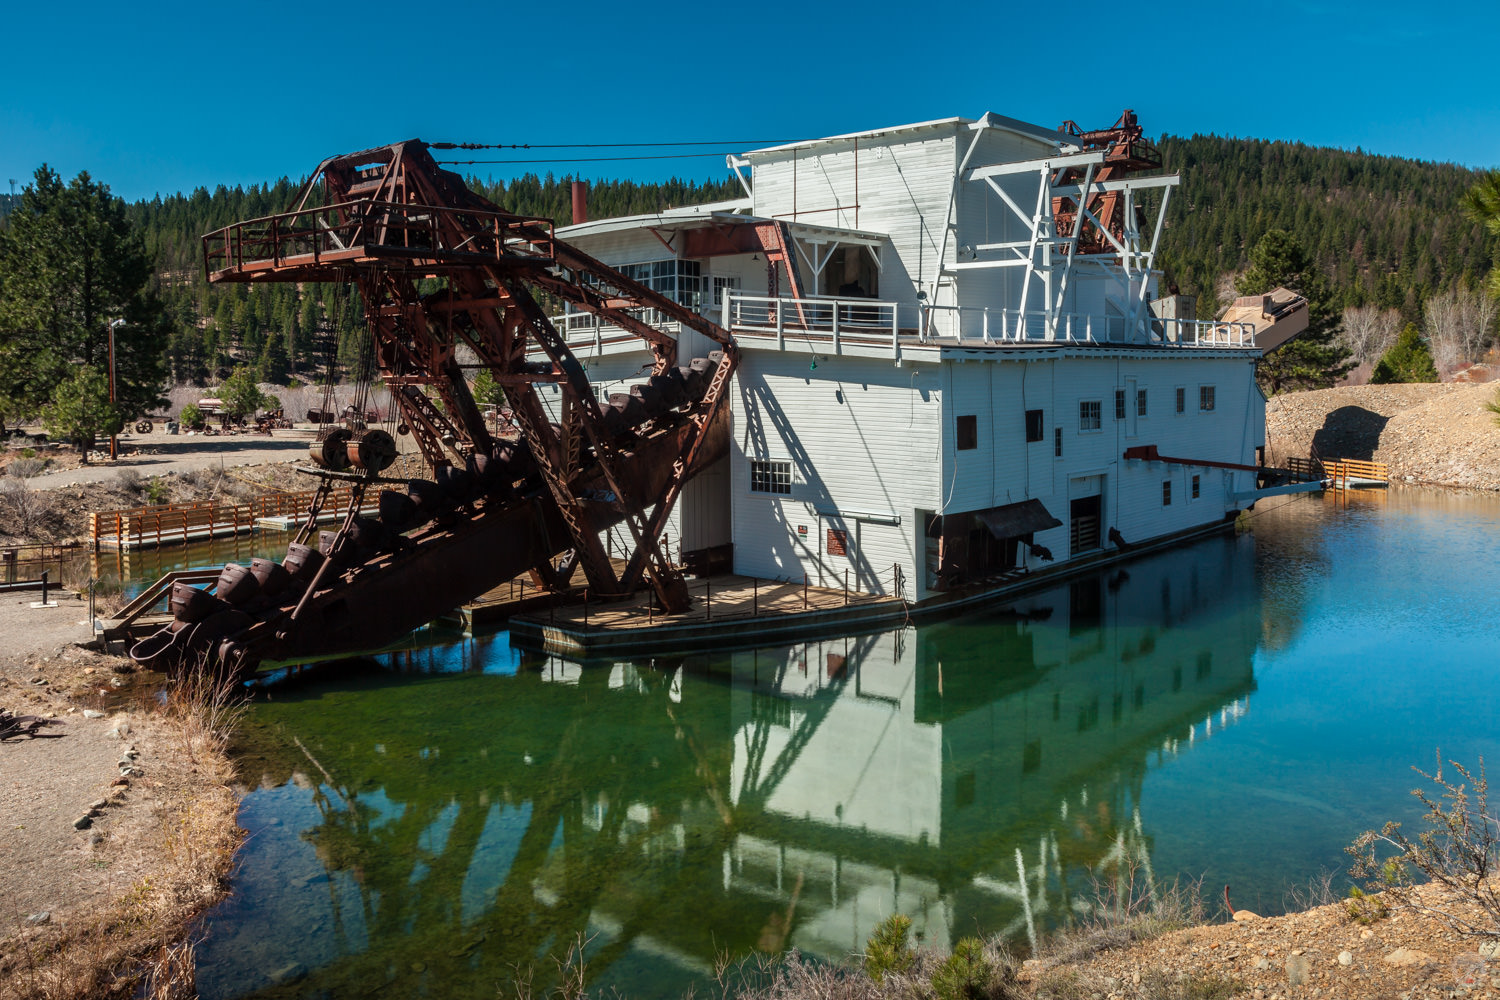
[195,488,1500,999]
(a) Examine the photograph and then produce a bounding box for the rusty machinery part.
[1052,109,1163,256]
[132,138,745,675]
[310,428,353,470]
[346,429,398,473]
[135,420,154,434]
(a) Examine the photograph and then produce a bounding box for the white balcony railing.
[544,295,1259,359]
[723,293,902,356]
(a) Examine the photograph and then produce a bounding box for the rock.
[1360,928,1374,939]
[110,776,129,787]
[73,815,92,830]
[1338,950,1353,966]
[88,799,107,811]
[1479,940,1500,960]
[1233,909,1262,921]
[271,962,305,983]
[114,721,131,735]
[1382,947,1431,967]
[1255,957,1275,971]
[24,912,50,926]
[82,709,105,719]
[1285,953,1311,986]
[119,766,143,778]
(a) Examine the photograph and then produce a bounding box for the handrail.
[90,488,380,548]
[107,567,223,630]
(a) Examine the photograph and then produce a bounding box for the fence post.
[803,573,808,611]
[844,568,848,606]
[753,577,758,617]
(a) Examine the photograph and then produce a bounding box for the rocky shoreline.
[1265,383,1500,491]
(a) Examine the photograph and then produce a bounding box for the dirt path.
[0,590,240,999]
[23,426,321,491]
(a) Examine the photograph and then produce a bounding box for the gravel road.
[23,428,322,490]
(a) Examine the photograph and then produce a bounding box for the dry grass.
[0,666,243,1000]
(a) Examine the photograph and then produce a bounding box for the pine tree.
[1370,323,1438,383]
[1237,229,1353,394]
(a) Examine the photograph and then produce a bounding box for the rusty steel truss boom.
[201,139,738,614]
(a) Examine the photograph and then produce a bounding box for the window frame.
[1199,385,1216,412]
[956,414,978,451]
[1114,388,1126,421]
[1162,480,1172,506]
[1078,400,1102,432]
[1191,474,1201,500]
[1025,409,1044,443]
[1136,387,1148,418]
[1053,425,1063,459]
[1175,386,1186,415]
[749,459,792,495]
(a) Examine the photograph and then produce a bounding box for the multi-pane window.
[1054,426,1063,458]
[1025,409,1044,443]
[1137,388,1148,417]
[749,459,791,495]
[711,275,740,305]
[1079,400,1102,431]
[1200,385,1216,412]
[1162,480,1173,506]
[956,414,978,450]
[615,259,704,309]
[1191,474,1201,499]
[1115,389,1126,420]
[1175,387,1186,414]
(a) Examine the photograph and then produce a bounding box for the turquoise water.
[194,488,1500,999]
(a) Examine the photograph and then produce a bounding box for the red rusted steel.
[1051,110,1163,257]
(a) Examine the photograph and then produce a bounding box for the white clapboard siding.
[730,351,942,598]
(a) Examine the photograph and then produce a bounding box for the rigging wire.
[430,140,787,150]
[435,152,736,166]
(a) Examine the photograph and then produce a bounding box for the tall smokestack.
[571,180,588,225]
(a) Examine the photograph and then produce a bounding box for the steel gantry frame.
[953,112,1178,341]
[202,140,739,612]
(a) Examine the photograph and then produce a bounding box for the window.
[749,460,791,495]
[711,275,740,305]
[1114,389,1126,420]
[1200,385,1216,412]
[1191,474,1201,499]
[1025,409,1044,442]
[1137,388,1148,417]
[1078,400,1101,431]
[1162,480,1172,506]
[956,414,978,450]
[613,259,704,308]
[1053,426,1063,458]
[1175,387,1186,414]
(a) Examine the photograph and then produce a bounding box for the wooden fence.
[89,487,380,550]
[1324,458,1389,485]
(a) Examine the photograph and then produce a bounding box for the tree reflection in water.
[199,532,1260,999]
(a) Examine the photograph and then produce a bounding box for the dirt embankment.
[1266,383,1500,491]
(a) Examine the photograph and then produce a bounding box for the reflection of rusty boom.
[131,140,736,674]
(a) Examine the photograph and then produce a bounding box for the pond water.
[193,488,1500,999]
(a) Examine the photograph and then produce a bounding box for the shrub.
[931,937,1017,1000]
[8,457,46,479]
[146,477,170,505]
[179,403,204,429]
[1348,753,1500,939]
[863,913,915,983]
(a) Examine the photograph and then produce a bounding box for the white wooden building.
[536,111,1268,602]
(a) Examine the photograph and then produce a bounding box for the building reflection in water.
[199,533,1259,999]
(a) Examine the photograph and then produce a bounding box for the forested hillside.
[1154,134,1499,316]
[11,136,1495,392]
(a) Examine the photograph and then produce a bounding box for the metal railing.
[0,543,84,591]
[203,200,556,275]
[915,304,1257,348]
[724,293,902,356]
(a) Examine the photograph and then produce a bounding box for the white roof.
[744,111,1076,157]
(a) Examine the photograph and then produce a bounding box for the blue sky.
[3,0,1497,204]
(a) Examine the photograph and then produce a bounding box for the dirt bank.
[1266,383,1500,490]
[0,599,240,1000]
[1024,881,1500,999]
